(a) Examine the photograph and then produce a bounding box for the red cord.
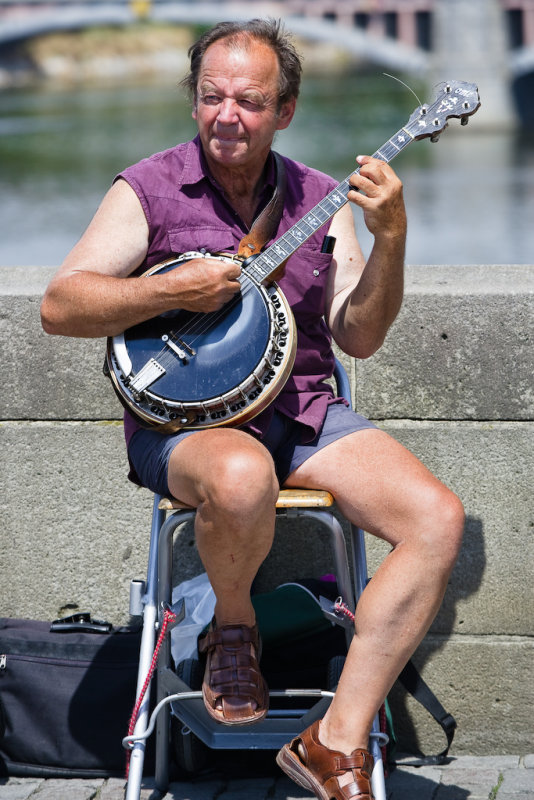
[334,596,355,622]
[125,607,177,777]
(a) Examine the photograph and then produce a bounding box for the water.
[1,73,533,267]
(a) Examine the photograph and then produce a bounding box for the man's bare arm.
[41,179,241,338]
[326,156,407,359]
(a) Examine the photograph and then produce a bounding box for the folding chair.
[124,359,388,800]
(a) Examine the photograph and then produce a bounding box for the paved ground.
[1,754,533,800]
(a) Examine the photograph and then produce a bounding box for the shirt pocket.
[168,226,236,256]
[278,245,333,319]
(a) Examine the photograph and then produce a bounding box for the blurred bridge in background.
[0,0,533,125]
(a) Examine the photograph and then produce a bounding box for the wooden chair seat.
[158,488,334,512]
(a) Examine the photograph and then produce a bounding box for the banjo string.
[138,259,262,371]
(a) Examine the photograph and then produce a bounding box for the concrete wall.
[1,264,533,758]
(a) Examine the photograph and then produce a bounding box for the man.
[41,19,464,800]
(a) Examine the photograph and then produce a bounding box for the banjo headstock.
[405,80,481,142]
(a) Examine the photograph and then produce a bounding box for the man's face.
[192,38,295,171]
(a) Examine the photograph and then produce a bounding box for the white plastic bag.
[170,572,216,662]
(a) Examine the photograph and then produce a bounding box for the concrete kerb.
[1,754,534,799]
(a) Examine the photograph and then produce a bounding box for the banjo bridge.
[162,334,195,363]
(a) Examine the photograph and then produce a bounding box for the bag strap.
[317,589,456,766]
[394,658,457,766]
[238,151,287,258]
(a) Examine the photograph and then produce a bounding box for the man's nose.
[217,98,239,123]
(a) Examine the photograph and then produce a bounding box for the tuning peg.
[461,117,469,126]
[430,133,440,143]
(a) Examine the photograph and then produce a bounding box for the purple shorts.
[127,402,376,497]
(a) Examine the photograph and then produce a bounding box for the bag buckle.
[50,612,113,634]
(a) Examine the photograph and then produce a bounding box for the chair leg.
[124,602,157,800]
[350,524,369,602]
[154,509,196,795]
[124,495,165,800]
[370,716,388,800]
[349,523,388,800]
[307,508,355,612]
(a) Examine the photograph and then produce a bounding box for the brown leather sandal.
[276,720,374,800]
[198,622,269,725]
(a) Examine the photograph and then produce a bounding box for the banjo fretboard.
[244,126,414,286]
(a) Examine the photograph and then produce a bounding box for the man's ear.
[276,98,296,130]
[192,95,198,121]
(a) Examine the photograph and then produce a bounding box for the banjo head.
[106,252,296,431]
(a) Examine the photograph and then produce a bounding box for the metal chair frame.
[124,360,388,800]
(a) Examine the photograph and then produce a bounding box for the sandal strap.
[200,623,267,713]
[292,721,374,800]
[324,773,373,800]
[199,623,260,653]
[337,752,373,771]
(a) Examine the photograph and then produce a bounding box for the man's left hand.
[347,155,407,240]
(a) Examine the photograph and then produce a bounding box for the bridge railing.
[1,0,533,51]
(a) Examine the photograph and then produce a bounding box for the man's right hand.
[165,256,242,313]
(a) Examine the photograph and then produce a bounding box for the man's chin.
[210,139,247,162]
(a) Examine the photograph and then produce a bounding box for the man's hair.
[181,18,302,107]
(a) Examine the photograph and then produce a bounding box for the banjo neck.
[244,79,481,286]
[243,127,413,286]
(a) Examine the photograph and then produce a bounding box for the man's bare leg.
[167,427,279,628]
[284,427,465,756]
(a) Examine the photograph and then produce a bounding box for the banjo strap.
[237,151,287,258]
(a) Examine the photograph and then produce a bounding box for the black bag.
[0,615,143,778]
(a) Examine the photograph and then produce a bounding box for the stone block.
[0,420,153,623]
[362,420,534,637]
[1,415,533,641]
[0,780,44,800]
[1,266,123,421]
[355,265,534,421]
[389,635,534,756]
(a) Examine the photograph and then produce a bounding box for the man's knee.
[420,484,465,570]
[201,446,279,515]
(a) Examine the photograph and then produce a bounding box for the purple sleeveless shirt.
[117,135,345,450]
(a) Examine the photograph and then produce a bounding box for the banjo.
[106,80,480,432]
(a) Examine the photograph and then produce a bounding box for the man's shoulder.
[115,138,203,200]
[279,153,337,191]
[278,154,338,210]
[121,140,193,178]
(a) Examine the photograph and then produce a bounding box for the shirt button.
[313,269,320,277]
